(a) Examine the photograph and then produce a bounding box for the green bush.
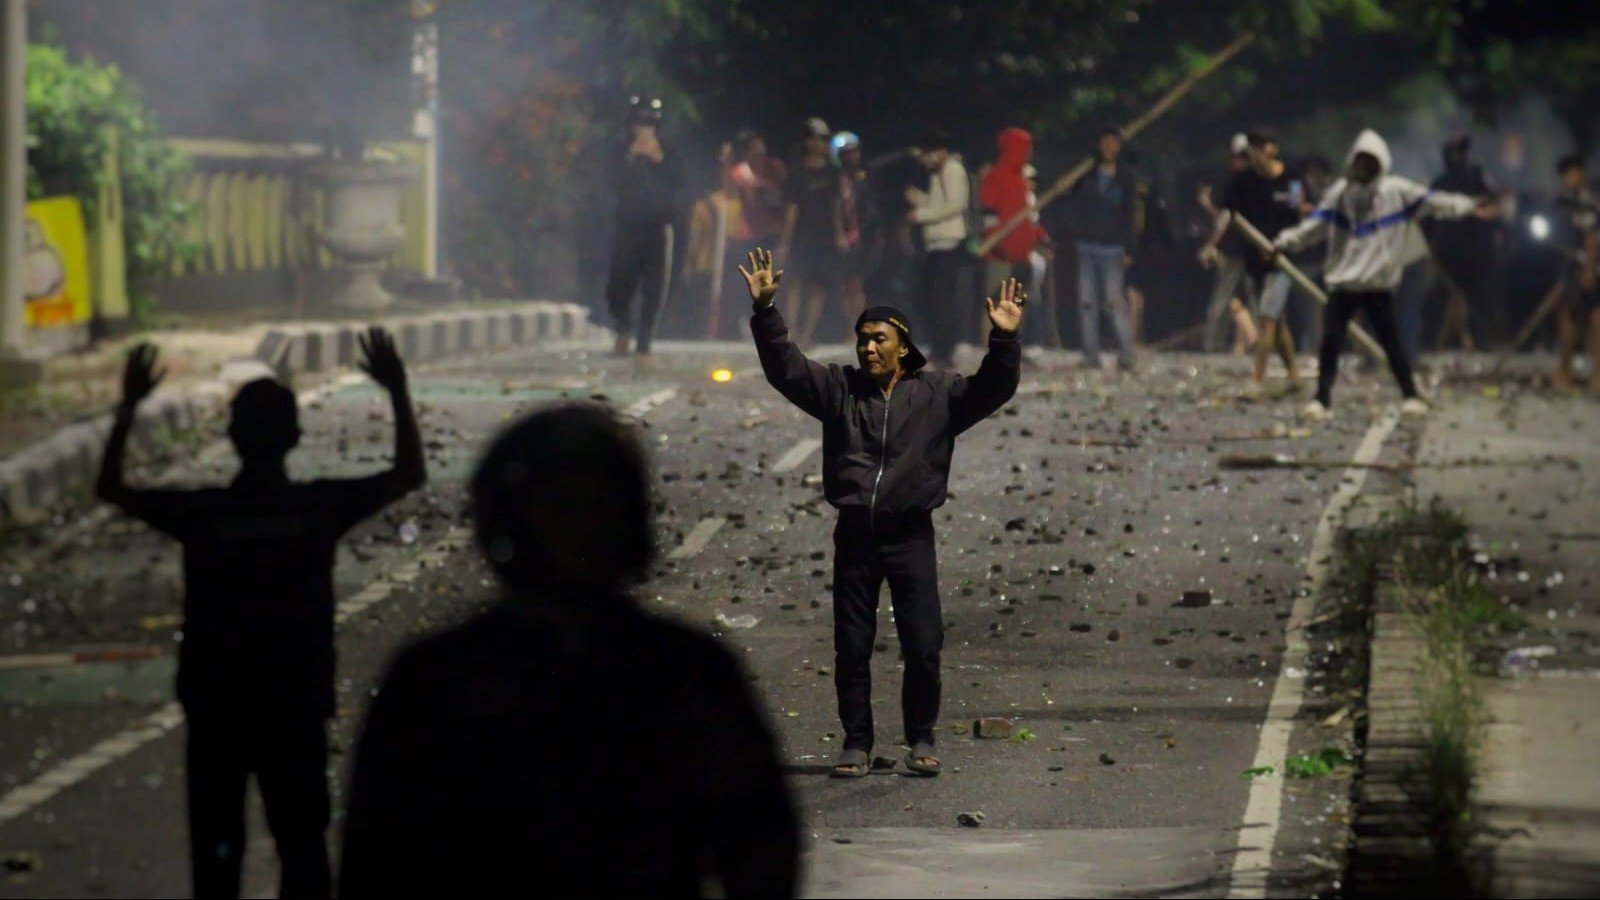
[24,43,198,324]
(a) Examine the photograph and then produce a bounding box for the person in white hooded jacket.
[1273,129,1498,421]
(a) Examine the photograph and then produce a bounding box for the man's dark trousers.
[605,222,675,353]
[832,508,943,752]
[186,707,331,898]
[1315,289,1418,407]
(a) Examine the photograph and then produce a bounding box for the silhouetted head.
[1558,154,1587,191]
[1245,128,1281,173]
[471,405,655,597]
[914,128,951,172]
[1443,134,1472,170]
[1095,126,1124,164]
[228,378,301,465]
[1348,153,1382,185]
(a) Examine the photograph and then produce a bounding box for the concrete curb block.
[252,301,589,383]
[1342,492,1462,895]
[0,359,276,527]
[0,302,591,529]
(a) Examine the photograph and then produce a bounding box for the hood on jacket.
[996,127,1032,170]
[1346,129,1392,176]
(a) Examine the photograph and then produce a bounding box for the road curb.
[0,301,595,529]
[1341,493,1471,896]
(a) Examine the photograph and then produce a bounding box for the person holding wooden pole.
[1209,129,1305,397]
[1270,130,1500,422]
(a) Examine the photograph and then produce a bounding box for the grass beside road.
[1346,500,1525,884]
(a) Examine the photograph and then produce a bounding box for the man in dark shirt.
[779,117,847,347]
[1063,127,1140,370]
[742,246,1022,778]
[1426,135,1497,350]
[606,95,685,362]
[340,405,798,898]
[1217,129,1305,397]
[96,329,424,898]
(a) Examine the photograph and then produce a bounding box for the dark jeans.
[605,221,676,353]
[1316,289,1418,408]
[918,248,969,363]
[186,709,331,899]
[832,509,943,752]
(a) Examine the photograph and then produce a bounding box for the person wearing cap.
[1197,134,1257,355]
[905,128,973,369]
[1213,128,1305,398]
[740,246,1024,779]
[777,117,848,347]
[605,96,684,362]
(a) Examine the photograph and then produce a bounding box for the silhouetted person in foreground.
[96,329,424,899]
[339,405,799,898]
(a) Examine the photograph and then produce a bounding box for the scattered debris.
[712,611,759,630]
[973,717,1014,739]
[956,811,986,827]
[1177,590,1212,608]
[1098,752,1116,765]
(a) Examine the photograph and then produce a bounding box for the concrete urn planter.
[312,159,417,311]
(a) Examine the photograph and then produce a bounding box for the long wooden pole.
[1229,212,1387,363]
[976,32,1257,258]
[1489,279,1565,375]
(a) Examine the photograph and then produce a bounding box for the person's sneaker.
[1299,400,1332,423]
[1241,380,1264,401]
[1400,397,1431,417]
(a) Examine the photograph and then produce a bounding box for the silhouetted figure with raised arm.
[96,329,424,899]
[339,405,799,898]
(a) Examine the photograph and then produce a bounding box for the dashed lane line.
[771,438,823,474]
[668,517,727,560]
[0,369,688,830]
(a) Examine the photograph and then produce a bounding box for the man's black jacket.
[751,305,1020,517]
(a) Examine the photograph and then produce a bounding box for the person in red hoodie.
[980,127,1048,341]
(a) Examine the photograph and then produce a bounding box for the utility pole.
[0,0,37,383]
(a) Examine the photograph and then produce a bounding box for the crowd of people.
[85,97,1599,900]
[605,97,1600,401]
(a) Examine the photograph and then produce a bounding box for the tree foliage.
[24,43,198,322]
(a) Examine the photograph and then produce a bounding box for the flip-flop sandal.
[905,741,941,777]
[831,748,871,779]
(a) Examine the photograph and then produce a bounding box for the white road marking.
[1226,408,1400,898]
[0,517,470,830]
[772,438,823,473]
[624,388,677,419]
[668,517,727,560]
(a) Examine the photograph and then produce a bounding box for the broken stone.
[956,811,986,827]
[973,717,1014,739]
[1177,590,1212,608]
[1099,752,1116,765]
[871,756,897,771]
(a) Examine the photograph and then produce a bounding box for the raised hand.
[358,326,408,393]
[738,247,784,308]
[986,277,1027,335]
[118,343,164,412]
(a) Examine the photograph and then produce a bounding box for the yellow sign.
[22,196,92,328]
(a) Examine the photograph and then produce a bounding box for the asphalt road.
[0,338,1416,898]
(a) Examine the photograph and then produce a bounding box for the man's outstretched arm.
[949,278,1024,434]
[96,343,162,512]
[358,327,426,500]
[744,247,840,420]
